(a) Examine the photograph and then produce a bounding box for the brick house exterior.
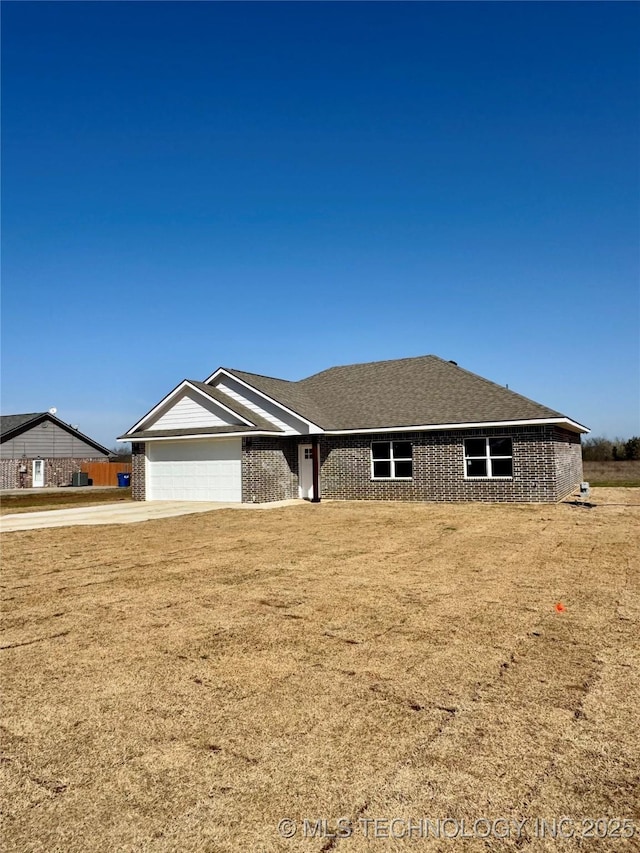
[0,456,111,490]
[318,425,582,503]
[131,443,146,501]
[241,436,299,503]
[1,413,111,489]
[123,356,587,504]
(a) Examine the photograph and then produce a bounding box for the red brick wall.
[318,425,567,503]
[131,443,146,501]
[553,427,583,499]
[0,457,109,489]
[241,436,298,502]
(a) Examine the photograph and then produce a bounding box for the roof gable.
[144,388,246,432]
[0,412,111,455]
[120,379,286,440]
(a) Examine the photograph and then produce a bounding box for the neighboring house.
[0,412,110,489]
[119,355,588,504]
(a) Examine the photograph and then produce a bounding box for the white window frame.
[463,436,513,480]
[371,440,413,480]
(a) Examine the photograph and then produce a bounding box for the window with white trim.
[371,441,413,479]
[464,437,513,478]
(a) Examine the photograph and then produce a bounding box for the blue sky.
[2,1,638,447]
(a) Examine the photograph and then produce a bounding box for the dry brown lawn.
[1,491,639,852]
[583,461,640,487]
[0,488,132,515]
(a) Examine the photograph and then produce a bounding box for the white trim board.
[119,417,587,443]
[120,430,282,443]
[323,418,588,435]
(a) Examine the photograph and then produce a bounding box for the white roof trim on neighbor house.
[124,379,255,436]
[323,417,589,435]
[206,367,323,434]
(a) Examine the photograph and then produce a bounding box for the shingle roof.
[221,370,328,426]
[225,355,575,431]
[0,413,46,438]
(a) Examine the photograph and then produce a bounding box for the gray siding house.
[1,413,110,489]
[120,355,588,504]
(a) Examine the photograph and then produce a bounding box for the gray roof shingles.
[226,355,571,430]
[221,370,327,426]
[0,413,46,438]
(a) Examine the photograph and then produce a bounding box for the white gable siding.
[147,390,244,431]
[214,378,309,434]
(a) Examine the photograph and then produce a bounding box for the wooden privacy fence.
[82,461,132,487]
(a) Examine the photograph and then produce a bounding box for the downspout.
[311,435,321,503]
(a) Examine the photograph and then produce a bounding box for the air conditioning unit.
[72,472,89,487]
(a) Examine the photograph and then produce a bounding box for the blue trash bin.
[117,472,131,488]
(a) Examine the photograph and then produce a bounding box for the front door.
[298,444,314,500]
[32,459,45,488]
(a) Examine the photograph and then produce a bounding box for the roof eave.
[323,417,589,435]
[117,429,283,442]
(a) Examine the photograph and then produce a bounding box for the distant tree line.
[582,436,640,461]
[109,444,132,462]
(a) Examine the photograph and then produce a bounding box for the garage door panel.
[147,439,242,502]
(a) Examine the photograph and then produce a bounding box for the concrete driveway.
[0,500,300,532]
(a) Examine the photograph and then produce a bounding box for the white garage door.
[147,439,242,502]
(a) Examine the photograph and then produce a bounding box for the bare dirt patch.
[1,490,638,851]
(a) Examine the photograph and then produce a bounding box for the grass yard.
[583,460,640,488]
[1,491,638,852]
[0,487,132,515]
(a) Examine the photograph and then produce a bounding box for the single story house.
[119,355,588,504]
[0,412,110,489]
